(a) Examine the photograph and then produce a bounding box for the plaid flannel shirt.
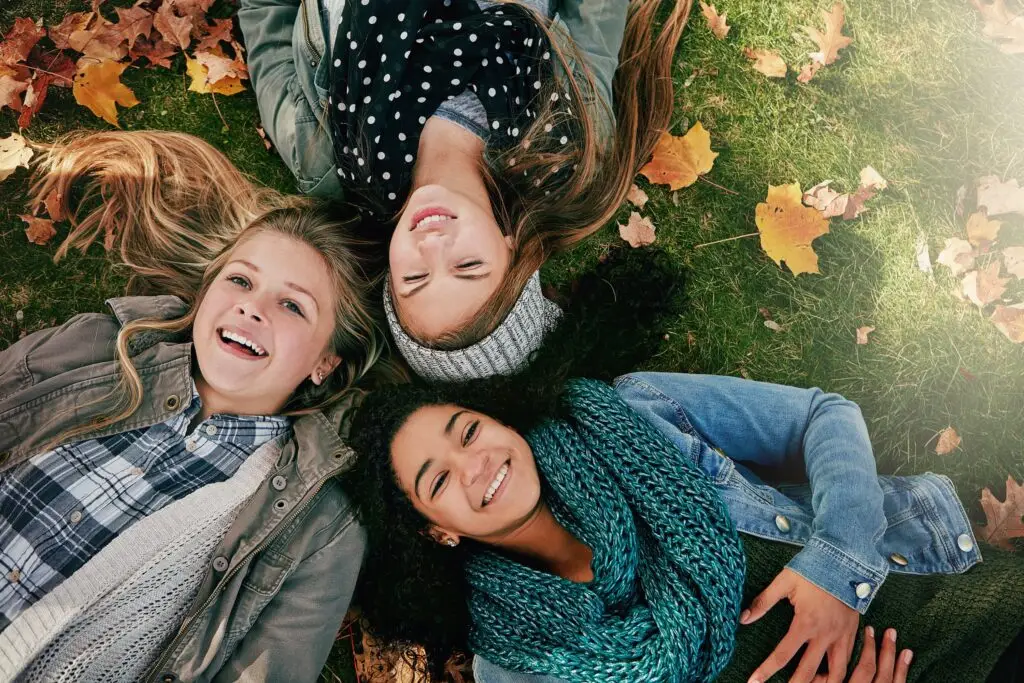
[0,382,291,630]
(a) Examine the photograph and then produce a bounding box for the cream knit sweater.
[0,438,281,682]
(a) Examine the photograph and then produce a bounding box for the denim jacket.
[0,296,364,682]
[473,372,982,683]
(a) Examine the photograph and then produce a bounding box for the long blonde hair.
[29,131,385,445]
[427,0,693,348]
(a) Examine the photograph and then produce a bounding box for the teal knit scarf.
[464,379,746,682]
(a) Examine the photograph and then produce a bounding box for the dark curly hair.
[342,245,687,676]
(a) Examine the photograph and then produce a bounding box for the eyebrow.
[413,409,468,501]
[400,272,493,299]
[228,259,320,314]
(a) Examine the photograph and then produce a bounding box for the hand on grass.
[813,626,913,683]
[742,568,861,683]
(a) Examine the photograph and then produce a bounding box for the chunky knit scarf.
[465,379,746,682]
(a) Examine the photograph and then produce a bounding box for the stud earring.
[317,370,325,382]
[445,538,458,548]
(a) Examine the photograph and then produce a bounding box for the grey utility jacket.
[0,295,365,682]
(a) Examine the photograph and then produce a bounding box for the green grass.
[3,0,1024,678]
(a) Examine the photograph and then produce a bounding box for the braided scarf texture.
[465,379,746,682]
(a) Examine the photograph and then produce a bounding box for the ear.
[310,353,342,386]
[504,234,514,250]
[424,525,461,547]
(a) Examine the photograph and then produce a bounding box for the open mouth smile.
[410,206,457,231]
[482,460,510,507]
[217,328,268,359]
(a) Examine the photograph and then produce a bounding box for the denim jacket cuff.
[785,537,889,614]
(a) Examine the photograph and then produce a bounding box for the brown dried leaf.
[256,125,273,151]
[976,175,1024,216]
[0,74,28,112]
[195,17,235,52]
[68,19,130,61]
[802,180,849,218]
[618,211,657,248]
[936,237,976,276]
[796,60,822,83]
[934,426,961,455]
[0,132,33,182]
[21,214,56,245]
[970,0,1024,55]
[114,5,155,50]
[842,185,877,220]
[764,320,783,332]
[153,3,194,50]
[48,11,94,51]
[1002,246,1024,279]
[194,46,247,84]
[0,17,46,66]
[626,183,649,209]
[129,35,179,69]
[990,303,1024,343]
[966,210,1002,247]
[977,477,1024,550]
[638,123,718,190]
[803,1,853,65]
[755,183,831,276]
[699,2,731,39]
[856,325,875,345]
[962,261,1009,307]
[43,189,65,221]
[743,47,787,77]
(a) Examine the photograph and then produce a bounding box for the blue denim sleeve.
[613,372,890,612]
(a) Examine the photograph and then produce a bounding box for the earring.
[444,538,458,548]
[316,370,325,383]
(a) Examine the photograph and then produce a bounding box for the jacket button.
[164,394,180,411]
[774,515,791,533]
[957,533,974,552]
[889,552,909,566]
[212,556,229,572]
[855,582,873,599]
[271,475,287,491]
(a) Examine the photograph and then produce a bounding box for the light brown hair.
[29,131,385,445]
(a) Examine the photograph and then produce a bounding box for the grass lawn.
[3,0,1024,680]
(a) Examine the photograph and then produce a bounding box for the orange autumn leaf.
[699,1,731,39]
[638,123,718,191]
[755,183,830,276]
[990,303,1024,343]
[966,210,1002,247]
[21,214,56,245]
[855,325,875,345]
[962,261,1009,307]
[618,211,657,248]
[803,1,853,66]
[185,54,245,95]
[743,47,787,78]
[73,58,140,126]
[977,476,1024,550]
[970,0,1024,55]
[934,426,961,455]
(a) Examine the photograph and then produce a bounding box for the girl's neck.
[413,116,489,203]
[192,371,285,423]
[490,503,594,583]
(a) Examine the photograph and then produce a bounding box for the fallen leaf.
[618,211,657,247]
[934,426,961,455]
[803,180,849,217]
[0,74,28,112]
[970,0,1024,55]
[758,307,774,320]
[962,261,1009,307]
[936,237,976,276]
[0,17,46,65]
[21,214,56,245]
[764,320,783,332]
[43,189,65,221]
[856,325,875,345]
[966,210,1002,247]
[915,234,933,273]
[114,5,155,50]
[743,47,787,78]
[130,36,179,68]
[0,132,33,182]
[195,17,235,52]
[153,2,194,50]
[976,175,1024,216]
[48,11,94,51]
[194,45,247,84]
[638,123,718,191]
[626,183,649,209]
[755,183,831,276]
[73,58,140,126]
[842,185,877,220]
[185,54,245,95]
[859,165,887,190]
[256,124,273,151]
[699,2,731,39]
[1003,246,1024,279]
[991,304,1024,343]
[686,331,696,348]
[796,61,822,83]
[977,476,1024,549]
[68,20,130,61]
[803,1,853,65]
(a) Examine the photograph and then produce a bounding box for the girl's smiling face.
[192,231,341,416]
[389,404,543,541]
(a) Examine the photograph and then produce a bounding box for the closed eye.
[402,273,427,283]
[457,260,482,270]
[431,471,448,499]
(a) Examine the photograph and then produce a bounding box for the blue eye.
[283,300,304,317]
[228,275,250,288]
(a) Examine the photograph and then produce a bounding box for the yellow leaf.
[965,210,1002,247]
[743,47,787,78]
[186,55,245,95]
[0,132,33,183]
[699,1,731,39]
[755,183,830,276]
[803,1,853,65]
[934,426,961,455]
[638,123,718,191]
[618,211,656,248]
[72,59,139,127]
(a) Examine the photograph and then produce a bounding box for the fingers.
[788,645,828,683]
[892,647,913,683]
[824,636,854,683]
[748,629,805,683]
[849,626,914,683]
[742,572,791,625]
[849,626,878,683]
[876,629,898,681]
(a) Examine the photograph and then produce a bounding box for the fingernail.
[740,609,750,624]
[748,677,761,683]
[866,625,874,638]
[904,650,914,664]
[887,628,897,642]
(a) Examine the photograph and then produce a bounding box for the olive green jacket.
[0,295,364,682]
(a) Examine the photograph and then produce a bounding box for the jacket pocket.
[240,546,294,596]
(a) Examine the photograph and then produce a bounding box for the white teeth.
[482,462,509,506]
[414,214,454,230]
[221,330,266,356]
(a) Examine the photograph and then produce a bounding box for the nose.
[235,297,265,323]
[416,230,451,263]
[458,448,489,488]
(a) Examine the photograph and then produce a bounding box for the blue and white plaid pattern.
[0,383,291,630]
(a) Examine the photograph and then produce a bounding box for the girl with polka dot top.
[239,0,694,381]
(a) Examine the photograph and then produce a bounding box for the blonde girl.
[240,0,692,381]
[0,131,381,681]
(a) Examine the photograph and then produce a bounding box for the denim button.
[855,582,872,599]
[957,533,974,552]
[889,552,908,566]
[212,556,229,572]
[774,515,791,533]
[271,475,287,491]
